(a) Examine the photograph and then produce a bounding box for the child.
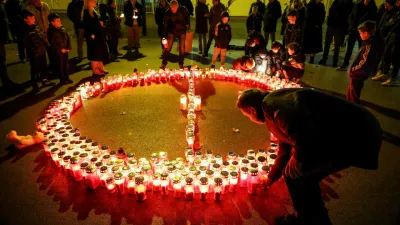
[195,0,209,55]
[211,11,231,69]
[22,9,55,93]
[47,13,72,85]
[282,42,305,82]
[268,41,286,72]
[232,56,255,72]
[347,21,377,103]
[245,31,266,58]
[246,6,262,34]
[283,10,302,48]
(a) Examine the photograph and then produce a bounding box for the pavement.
[0,15,400,225]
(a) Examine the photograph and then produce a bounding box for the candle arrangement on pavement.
[36,67,297,201]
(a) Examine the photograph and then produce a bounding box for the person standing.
[67,0,84,60]
[155,0,168,51]
[337,0,377,71]
[237,87,381,225]
[301,0,325,64]
[47,13,72,85]
[318,0,353,67]
[346,21,378,103]
[211,11,231,69]
[249,0,265,17]
[263,0,281,47]
[123,0,143,52]
[83,0,108,75]
[246,6,263,34]
[160,0,190,69]
[103,0,122,59]
[281,0,305,45]
[284,10,302,49]
[203,0,225,58]
[195,0,209,55]
[1,0,17,89]
[25,0,50,35]
[5,0,26,62]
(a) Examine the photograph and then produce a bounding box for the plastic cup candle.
[247,168,260,195]
[229,171,238,192]
[152,173,161,192]
[199,177,209,201]
[106,177,116,193]
[213,178,223,201]
[180,95,187,110]
[62,156,72,172]
[268,154,277,166]
[114,172,126,195]
[160,173,169,195]
[135,176,147,201]
[240,167,249,188]
[194,96,201,111]
[85,165,99,189]
[127,172,136,195]
[184,177,194,201]
[99,166,109,187]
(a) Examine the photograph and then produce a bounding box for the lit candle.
[180,95,187,110]
[240,167,248,188]
[106,177,116,193]
[247,168,260,195]
[229,171,238,192]
[135,176,147,201]
[199,177,208,201]
[127,172,136,195]
[213,178,223,201]
[152,173,161,192]
[160,172,169,195]
[85,165,99,190]
[194,95,201,111]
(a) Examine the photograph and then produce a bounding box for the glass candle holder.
[247,149,256,157]
[56,151,66,167]
[79,153,89,164]
[152,173,161,192]
[184,177,194,201]
[229,171,238,192]
[80,162,89,179]
[199,177,209,201]
[172,176,182,199]
[85,165,99,189]
[256,149,266,159]
[127,172,136,195]
[220,171,229,193]
[240,167,249,188]
[241,159,249,169]
[114,172,126,195]
[106,177,116,193]
[247,168,260,195]
[62,155,72,172]
[214,154,222,165]
[50,148,60,162]
[160,172,169,195]
[214,178,223,201]
[99,166,109,187]
[135,176,147,201]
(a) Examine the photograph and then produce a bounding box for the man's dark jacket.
[209,3,226,29]
[348,37,378,80]
[377,6,398,38]
[67,0,84,30]
[327,0,353,30]
[262,88,382,182]
[123,0,144,27]
[249,1,266,17]
[263,0,282,32]
[385,8,400,45]
[246,13,262,33]
[163,7,190,37]
[47,24,72,56]
[348,0,377,32]
[23,24,48,58]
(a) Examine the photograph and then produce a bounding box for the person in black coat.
[123,0,144,51]
[100,0,122,59]
[5,0,26,62]
[337,0,377,70]
[237,87,382,225]
[284,10,302,49]
[281,0,305,43]
[0,0,16,89]
[246,6,263,34]
[267,41,285,72]
[195,0,209,55]
[203,0,226,57]
[47,13,72,85]
[263,0,282,47]
[67,0,84,59]
[178,0,194,16]
[318,0,353,67]
[347,21,378,103]
[83,0,108,75]
[160,0,190,69]
[302,0,325,64]
[249,0,265,17]
[155,0,168,50]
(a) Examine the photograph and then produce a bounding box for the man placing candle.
[237,88,382,225]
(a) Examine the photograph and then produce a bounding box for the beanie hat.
[385,0,396,6]
[221,11,230,20]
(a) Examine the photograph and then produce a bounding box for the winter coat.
[378,6,399,39]
[326,0,353,30]
[4,0,22,24]
[67,0,84,30]
[263,0,282,33]
[214,22,231,49]
[25,2,51,34]
[47,24,72,56]
[209,3,226,28]
[155,6,167,37]
[23,23,48,58]
[301,1,325,54]
[83,9,108,61]
[163,7,190,37]
[281,3,306,35]
[195,2,209,34]
[246,13,263,33]
[284,23,302,46]
[0,3,9,44]
[249,1,266,17]
[99,5,121,37]
[386,9,400,45]
[178,0,194,16]
[263,88,382,182]
[348,37,378,80]
[123,0,144,27]
[268,46,286,70]
[348,0,377,32]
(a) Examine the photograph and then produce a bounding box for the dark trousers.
[16,32,26,60]
[375,36,385,73]
[29,54,48,88]
[204,26,216,54]
[382,43,400,79]
[346,79,364,104]
[52,53,69,82]
[285,160,351,224]
[107,34,119,55]
[162,32,186,66]
[322,26,345,65]
[343,30,362,66]
[0,44,11,85]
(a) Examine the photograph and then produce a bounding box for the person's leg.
[341,31,358,68]
[0,44,11,85]
[382,44,400,85]
[204,27,214,56]
[320,26,334,63]
[16,32,26,61]
[203,33,207,54]
[63,54,70,82]
[220,48,227,66]
[332,28,344,67]
[132,25,141,49]
[29,57,40,90]
[198,33,203,53]
[127,26,134,50]
[271,32,276,43]
[178,32,186,67]
[161,33,175,67]
[264,32,270,48]
[346,79,364,104]
[77,28,84,59]
[211,47,221,67]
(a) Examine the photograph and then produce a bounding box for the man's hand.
[259,176,274,190]
[100,21,105,27]
[204,13,209,17]
[284,156,303,179]
[61,49,66,53]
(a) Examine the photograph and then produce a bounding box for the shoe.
[210,65,215,69]
[116,52,123,56]
[19,58,26,63]
[199,51,203,55]
[202,53,208,58]
[62,79,73,84]
[76,56,83,61]
[160,64,166,70]
[41,79,56,87]
[382,78,397,86]
[102,70,109,74]
[309,57,315,64]
[318,59,326,65]
[336,64,348,71]
[179,64,184,69]
[371,71,388,81]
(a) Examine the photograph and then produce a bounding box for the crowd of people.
[0,0,399,97]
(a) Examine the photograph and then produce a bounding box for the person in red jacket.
[237,88,382,225]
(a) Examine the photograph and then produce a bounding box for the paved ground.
[0,15,400,225]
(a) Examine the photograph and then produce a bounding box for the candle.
[135,176,147,201]
[180,95,187,110]
[160,173,169,195]
[213,178,223,201]
[194,95,201,111]
[247,168,260,195]
[199,177,208,201]
[106,177,116,193]
[85,165,99,190]
[240,167,248,188]
[127,172,136,195]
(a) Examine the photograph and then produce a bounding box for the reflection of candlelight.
[173,183,182,198]
[136,185,146,201]
[127,181,136,195]
[152,180,161,192]
[240,173,247,187]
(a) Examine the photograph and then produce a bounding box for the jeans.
[346,79,364,104]
[127,25,141,48]
[382,43,400,79]
[343,30,362,66]
[211,47,227,66]
[198,33,207,53]
[264,32,276,47]
[162,32,186,66]
[322,26,345,65]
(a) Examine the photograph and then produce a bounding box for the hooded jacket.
[47,24,72,56]
[348,0,377,32]
[262,88,382,182]
[348,37,378,80]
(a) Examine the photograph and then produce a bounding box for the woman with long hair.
[82,0,109,75]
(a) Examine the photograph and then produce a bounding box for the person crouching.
[282,42,305,83]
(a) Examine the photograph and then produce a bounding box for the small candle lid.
[181,171,189,177]
[250,168,259,175]
[112,166,120,172]
[114,172,123,180]
[115,159,124,165]
[210,159,217,164]
[73,151,80,156]
[241,159,249,164]
[106,161,114,167]
[258,149,265,153]
[90,157,98,163]
[106,177,114,184]
[101,145,109,151]
[193,170,201,176]
[268,149,276,154]
[200,177,208,184]
[80,162,89,169]
[92,150,100,155]
[85,139,93,144]
[62,144,69,148]
[51,148,59,153]
[238,154,245,158]
[241,167,249,173]
[185,177,193,184]
[70,156,79,164]
[128,172,136,179]
[172,176,181,183]
[247,156,255,161]
[206,150,213,155]
[270,143,278,147]
[79,145,87,149]
[223,161,230,166]
[103,154,110,159]
[187,151,194,156]
[63,155,71,162]
[86,165,96,173]
[167,165,176,172]
[215,154,222,159]
[189,166,196,172]
[199,166,207,172]
[194,159,202,165]
[92,142,99,147]
[95,161,103,167]
[57,151,66,158]
[79,153,88,158]
[221,171,229,178]
[161,172,169,179]
[214,177,223,185]
[110,150,116,156]
[232,161,239,166]
[153,172,160,179]
[212,163,221,169]
[100,166,108,172]
[128,159,137,165]
[228,152,236,157]
[122,166,130,171]
[195,151,203,156]
[269,154,277,159]
[257,156,266,163]
[206,170,214,176]
[248,149,255,154]
[261,165,271,172]
[250,163,258,169]
[230,171,238,178]
[79,136,87,141]
[135,176,144,184]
